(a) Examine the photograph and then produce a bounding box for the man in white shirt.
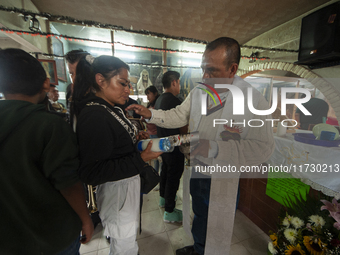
[127,37,275,255]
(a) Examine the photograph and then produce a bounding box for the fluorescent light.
[115,44,140,52]
[179,52,203,59]
[89,50,136,60]
[178,60,201,67]
[115,53,136,59]
[90,50,112,56]
[87,41,112,48]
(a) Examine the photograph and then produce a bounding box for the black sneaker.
[176,245,200,255]
[106,236,110,244]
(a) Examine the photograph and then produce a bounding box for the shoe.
[159,195,178,208]
[159,196,165,207]
[176,245,200,255]
[164,208,183,223]
[106,236,110,244]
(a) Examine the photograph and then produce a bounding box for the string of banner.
[1,28,272,63]
[30,51,202,69]
[0,5,299,54]
[0,28,204,55]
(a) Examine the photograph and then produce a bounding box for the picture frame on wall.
[52,37,67,82]
[38,59,58,85]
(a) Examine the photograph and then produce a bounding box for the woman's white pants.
[96,175,140,255]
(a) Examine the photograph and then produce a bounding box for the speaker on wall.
[295,1,340,66]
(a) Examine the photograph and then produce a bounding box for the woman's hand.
[137,131,149,141]
[140,140,162,162]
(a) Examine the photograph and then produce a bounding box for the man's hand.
[60,182,94,244]
[137,131,149,141]
[80,218,94,244]
[191,139,210,158]
[125,104,152,119]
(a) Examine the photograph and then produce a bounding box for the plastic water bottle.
[137,137,174,152]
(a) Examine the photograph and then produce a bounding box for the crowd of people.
[1,36,275,255]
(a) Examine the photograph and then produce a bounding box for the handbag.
[140,163,160,194]
[86,102,159,193]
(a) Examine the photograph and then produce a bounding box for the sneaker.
[159,195,178,208]
[176,245,199,255]
[164,208,183,223]
[106,236,110,244]
[159,196,165,207]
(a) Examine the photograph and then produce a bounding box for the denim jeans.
[55,235,80,255]
[190,172,211,255]
[190,171,240,255]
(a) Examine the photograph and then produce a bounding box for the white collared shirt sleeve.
[147,95,191,129]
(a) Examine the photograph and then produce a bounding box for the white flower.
[282,218,290,227]
[291,217,304,229]
[309,215,326,227]
[284,228,297,243]
[282,215,292,227]
[268,242,278,254]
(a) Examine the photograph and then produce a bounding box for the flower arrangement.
[268,195,340,255]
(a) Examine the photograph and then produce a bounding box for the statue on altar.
[136,69,152,95]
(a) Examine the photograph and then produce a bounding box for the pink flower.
[334,222,340,230]
[333,213,340,230]
[321,198,340,215]
[321,198,340,230]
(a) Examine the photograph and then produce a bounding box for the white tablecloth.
[268,134,340,199]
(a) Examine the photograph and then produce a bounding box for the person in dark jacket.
[0,48,93,254]
[154,71,187,223]
[73,55,162,255]
[65,49,90,126]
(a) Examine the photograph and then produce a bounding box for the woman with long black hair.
[72,55,161,255]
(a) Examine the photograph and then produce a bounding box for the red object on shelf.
[326,117,339,126]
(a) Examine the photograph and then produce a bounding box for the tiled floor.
[80,181,270,255]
